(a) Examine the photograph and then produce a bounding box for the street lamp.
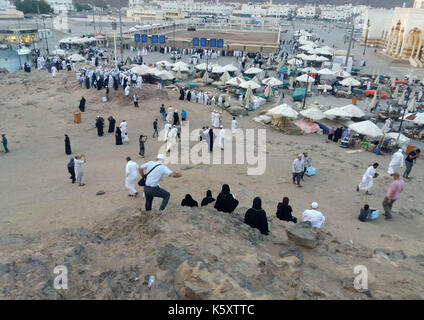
[396,86,412,146]
[363,19,370,55]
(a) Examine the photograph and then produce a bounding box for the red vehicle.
[365,90,387,99]
[395,80,408,85]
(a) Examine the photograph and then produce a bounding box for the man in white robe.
[137,75,143,89]
[119,120,128,136]
[198,92,203,104]
[211,96,216,106]
[125,157,139,196]
[388,149,404,175]
[213,111,220,128]
[231,117,238,134]
[166,107,173,122]
[211,110,216,126]
[132,73,137,87]
[217,95,223,107]
[218,126,225,150]
[239,94,243,103]
[164,121,172,141]
[203,92,209,105]
[166,126,178,152]
[191,91,197,103]
[51,66,57,78]
[125,84,130,97]
[357,163,379,195]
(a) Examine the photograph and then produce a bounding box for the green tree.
[15,0,53,14]
[73,2,92,12]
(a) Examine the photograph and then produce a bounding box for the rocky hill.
[1,203,423,299]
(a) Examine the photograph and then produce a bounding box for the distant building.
[296,5,317,19]
[45,0,74,14]
[0,0,24,19]
[362,0,424,67]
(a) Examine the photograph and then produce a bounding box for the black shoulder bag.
[138,164,162,187]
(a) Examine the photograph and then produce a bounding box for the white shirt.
[74,159,85,173]
[126,160,139,179]
[302,209,325,228]
[292,158,304,173]
[140,161,172,187]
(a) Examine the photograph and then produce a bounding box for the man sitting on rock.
[301,202,325,229]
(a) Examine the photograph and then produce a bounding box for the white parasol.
[349,120,383,138]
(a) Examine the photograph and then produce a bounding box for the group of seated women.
[181,185,298,236]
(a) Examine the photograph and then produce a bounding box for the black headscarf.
[245,197,269,235]
[201,190,215,206]
[214,184,239,213]
[276,197,297,223]
[181,194,198,207]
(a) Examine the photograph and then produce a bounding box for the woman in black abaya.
[64,134,72,155]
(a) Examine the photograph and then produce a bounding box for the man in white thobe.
[119,120,128,136]
[218,126,225,150]
[137,75,143,89]
[211,110,216,126]
[388,149,404,175]
[211,96,216,106]
[213,111,220,128]
[125,157,139,196]
[132,73,137,87]
[164,121,172,141]
[203,92,209,105]
[51,66,57,78]
[166,107,173,122]
[198,92,203,104]
[231,117,238,134]
[357,163,379,195]
[125,85,130,97]
[302,202,325,229]
[217,95,223,107]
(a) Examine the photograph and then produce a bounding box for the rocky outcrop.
[286,222,318,248]
[0,204,423,299]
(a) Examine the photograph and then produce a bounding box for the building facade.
[362,0,424,67]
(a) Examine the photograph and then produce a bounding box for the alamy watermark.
[157,123,267,175]
[353,265,368,290]
[53,265,68,290]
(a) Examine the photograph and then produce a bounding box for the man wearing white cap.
[218,125,226,150]
[302,202,325,228]
[139,154,181,211]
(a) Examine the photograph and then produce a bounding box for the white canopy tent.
[262,77,283,86]
[296,74,315,83]
[340,104,365,118]
[300,107,325,121]
[349,120,383,138]
[324,107,351,119]
[266,104,299,118]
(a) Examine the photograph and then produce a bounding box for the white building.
[267,5,294,18]
[362,0,424,67]
[296,6,317,19]
[45,0,74,14]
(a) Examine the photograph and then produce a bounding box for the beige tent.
[156,70,175,80]
[223,64,238,72]
[201,70,209,83]
[407,97,417,112]
[324,107,351,119]
[245,67,263,74]
[264,84,273,98]
[300,107,325,121]
[262,77,283,87]
[226,76,245,86]
[340,104,365,118]
[398,90,406,106]
[239,80,261,90]
[266,104,299,118]
[244,85,253,108]
[220,71,231,83]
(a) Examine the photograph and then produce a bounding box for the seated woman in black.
[244,197,269,235]
[201,190,215,206]
[214,184,239,213]
[181,194,198,207]
[276,197,297,223]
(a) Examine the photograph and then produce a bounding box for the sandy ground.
[0,68,423,263]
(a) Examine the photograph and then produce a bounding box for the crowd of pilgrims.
[180,184,303,236]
